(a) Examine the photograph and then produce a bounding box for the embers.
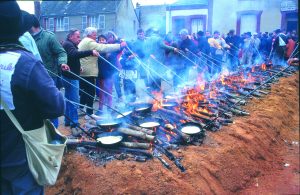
[69,63,296,170]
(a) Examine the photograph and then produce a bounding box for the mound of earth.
[47,73,299,195]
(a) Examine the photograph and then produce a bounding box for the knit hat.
[0,1,34,40]
[245,32,252,37]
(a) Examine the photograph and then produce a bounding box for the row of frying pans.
[89,103,204,146]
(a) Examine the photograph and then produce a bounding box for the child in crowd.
[119,48,138,103]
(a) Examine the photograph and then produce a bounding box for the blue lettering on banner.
[0,52,21,110]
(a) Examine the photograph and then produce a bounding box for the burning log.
[191,113,214,122]
[218,110,233,118]
[227,98,247,105]
[155,155,171,169]
[217,106,231,114]
[159,108,203,126]
[118,128,155,141]
[266,69,292,76]
[236,89,251,97]
[218,117,233,123]
[172,128,191,143]
[164,124,191,143]
[154,141,185,172]
[243,86,256,91]
[218,91,240,99]
[257,89,269,95]
[66,139,98,147]
[125,124,155,135]
[219,105,250,116]
[118,147,153,159]
[251,91,263,97]
[198,100,209,105]
[197,109,218,117]
[120,142,151,149]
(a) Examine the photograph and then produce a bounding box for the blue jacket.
[0,47,65,167]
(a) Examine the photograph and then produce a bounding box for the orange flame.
[152,91,163,111]
[166,134,171,142]
[261,63,267,70]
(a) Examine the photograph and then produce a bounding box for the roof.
[171,0,208,6]
[41,1,121,17]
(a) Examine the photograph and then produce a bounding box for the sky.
[17,0,177,14]
[131,0,177,7]
[17,1,35,14]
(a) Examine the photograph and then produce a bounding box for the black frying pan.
[96,120,121,131]
[115,110,133,120]
[162,102,178,109]
[178,122,204,135]
[138,118,161,129]
[96,131,124,147]
[133,103,153,115]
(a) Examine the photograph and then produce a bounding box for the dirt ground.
[46,73,299,195]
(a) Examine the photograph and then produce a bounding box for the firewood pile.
[66,63,298,171]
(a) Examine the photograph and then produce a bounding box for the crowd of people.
[61,26,298,138]
[9,12,300,137]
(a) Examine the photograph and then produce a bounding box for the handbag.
[1,99,67,186]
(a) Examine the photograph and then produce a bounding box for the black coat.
[62,39,93,79]
[197,36,210,55]
[225,35,241,53]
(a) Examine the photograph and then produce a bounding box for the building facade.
[137,0,298,36]
[38,0,138,41]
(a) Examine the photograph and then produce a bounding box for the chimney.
[34,0,41,19]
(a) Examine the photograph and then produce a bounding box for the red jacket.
[286,39,295,58]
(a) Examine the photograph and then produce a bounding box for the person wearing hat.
[225,29,241,71]
[0,1,65,194]
[241,32,255,66]
[29,14,69,128]
[178,28,199,80]
[18,11,42,61]
[271,29,288,65]
[251,32,261,62]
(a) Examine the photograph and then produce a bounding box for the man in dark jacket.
[178,28,199,80]
[259,32,269,61]
[132,28,148,86]
[30,15,69,128]
[0,2,65,194]
[271,29,288,65]
[225,30,241,71]
[62,29,99,136]
[197,30,211,72]
[145,28,178,92]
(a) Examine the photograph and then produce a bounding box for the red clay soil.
[46,73,299,195]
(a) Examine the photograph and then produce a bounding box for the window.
[89,16,97,28]
[82,16,87,30]
[63,17,69,31]
[43,18,48,30]
[133,20,137,32]
[191,18,204,34]
[98,15,105,29]
[236,10,262,35]
[56,18,63,31]
[240,14,256,34]
[48,18,54,31]
[173,17,185,35]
